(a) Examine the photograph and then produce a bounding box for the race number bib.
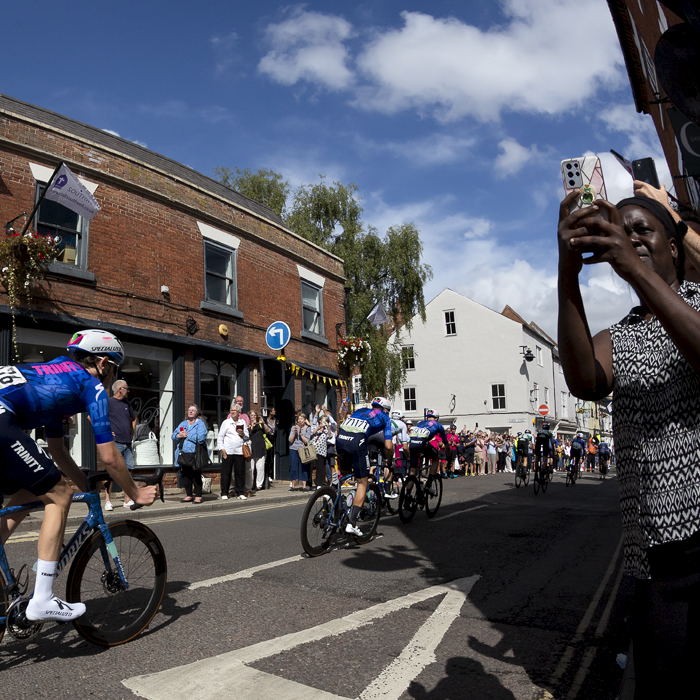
[410,427,430,439]
[341,417,370,433]
[0,366,27,388]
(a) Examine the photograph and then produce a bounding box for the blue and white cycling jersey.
[0,356,113,444]
[409,419,447,447]
[339,407,393,442]
[571,437,587,453]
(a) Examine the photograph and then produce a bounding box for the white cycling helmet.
[67,329,124,366]
[371,396,391,411]
[391,409,405,420]
[425,409,439,420]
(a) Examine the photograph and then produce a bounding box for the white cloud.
[258,9,354,90]
[380,133,477,166]
[102,128,120,137]
[365,192,636,338]
[211,31,239,75]
[597,103,674,200]
[353,1,625,121]
[494,137,543,178]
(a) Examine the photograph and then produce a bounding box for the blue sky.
[3,0,671,337]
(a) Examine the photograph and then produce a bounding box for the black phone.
[632,158,660,189]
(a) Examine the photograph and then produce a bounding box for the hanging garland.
[0,228,58,359]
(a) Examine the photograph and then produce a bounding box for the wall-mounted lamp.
[520,345,535,362]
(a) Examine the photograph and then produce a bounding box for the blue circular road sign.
[265,321,291,351]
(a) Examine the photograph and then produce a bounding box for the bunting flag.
[610,149,635,180]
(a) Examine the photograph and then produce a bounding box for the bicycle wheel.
[301,486,337,556]
[514,458,522,488]
[523,466,530,486]
[353,484,381,544]
[425,474,443,518]
[66,520,167,647]
[384,476,401,516]
[398,475,419,523]
[533,469,540,495]
[542,471,549,493]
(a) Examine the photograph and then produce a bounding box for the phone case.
[561,157,608,212]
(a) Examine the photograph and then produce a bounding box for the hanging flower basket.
[0,228,58,358]
[337,336,371,368]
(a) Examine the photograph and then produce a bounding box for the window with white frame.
[444,310,456,336]
[402,345,415,370]
[491,383,506,410]
[533,383,539,404]
[536,346,543,366]
[544,387,549,404]
[404,387,416,412]
[35,186,88,268]
[561,391,568,414]
[204,240,237,307]
[301,280,323,336]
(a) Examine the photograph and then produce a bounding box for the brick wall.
[0,111,346,400]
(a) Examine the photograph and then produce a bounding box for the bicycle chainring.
[6,598,44,640]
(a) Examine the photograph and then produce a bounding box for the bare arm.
[96,441,156,505]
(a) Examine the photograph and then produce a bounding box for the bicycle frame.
[0,490,127,629]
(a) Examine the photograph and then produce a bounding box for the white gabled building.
[388,288,579,435]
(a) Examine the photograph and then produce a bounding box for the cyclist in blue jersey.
[408,409,447,477]
[570,432,587,476]
[336,397,394,536]
[0,330,157,622]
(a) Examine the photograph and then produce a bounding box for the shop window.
[304,378,328,418]
[301,280,324,337]
[204,241,237,308]
[14,330,173,467]
[200,360,237,463]
[35,183,88,268]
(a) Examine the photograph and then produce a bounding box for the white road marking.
[430,504,487,522]
[123,576,480,700]
[188,555,305,590]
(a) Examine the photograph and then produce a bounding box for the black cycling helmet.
[542,422,550,430]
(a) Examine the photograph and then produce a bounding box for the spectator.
[288,412,311,491]
[172,404,207,504]
[474,431,485,476]
[486,433,498,475]
[496,433,507,473]
[309,418,330,488]
[104,379,137,511]
[218,404,249,500]
[446,424,459,477]
[264,407,277,488]
[234,395,250,426]
[462,431,476,476]
[558,189,700,696]
[248,410,272,493]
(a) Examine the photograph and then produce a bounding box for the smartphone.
[180,427,185,432]
[632,158,660,189]
[561,157,608,213]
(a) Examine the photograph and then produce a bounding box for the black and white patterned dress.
[610,281,700,579]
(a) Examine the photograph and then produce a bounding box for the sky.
[2,0,672,338]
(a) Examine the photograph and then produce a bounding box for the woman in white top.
[217,404,249,500]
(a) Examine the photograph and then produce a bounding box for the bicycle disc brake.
[6,598,44,640]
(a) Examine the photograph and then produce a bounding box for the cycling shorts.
[336,429,371,479]
[571,448,582,462]
[0,409,62,496]
[408,437,439,469]
[535,438,551,458]
[517,441,529,456]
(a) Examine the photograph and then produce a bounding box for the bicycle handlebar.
[86,468,166,510]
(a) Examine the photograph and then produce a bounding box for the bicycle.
[514,453,529,488]
[533,449,550,495]
[300,472,381,557]
[599,454,609,479]
[397,461,442,523]
[368,456,403,516]
[565,458,578,487]
[0,469,166,647]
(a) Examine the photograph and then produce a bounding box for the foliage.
[212,166,290,219]
[0,228,58,357]
[214,168,433,398]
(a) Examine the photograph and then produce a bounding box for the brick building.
[607,0,700,210]
[0,93,347,480]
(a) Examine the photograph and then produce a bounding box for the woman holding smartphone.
[288,412,311,491]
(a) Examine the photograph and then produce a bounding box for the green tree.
[213,166,290,219]
[214,168,432,397]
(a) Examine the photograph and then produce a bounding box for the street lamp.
[520,346,535,362]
